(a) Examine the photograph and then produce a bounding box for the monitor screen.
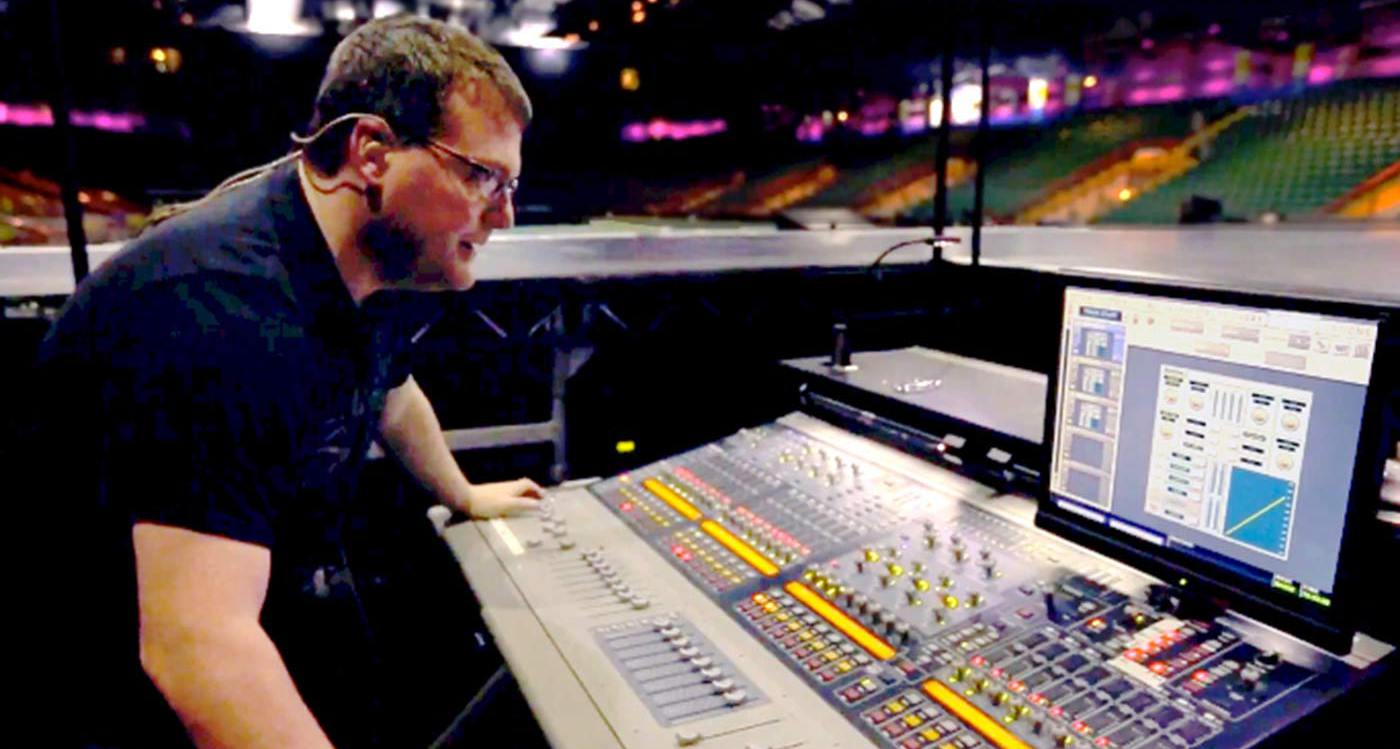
[1047,286,1380,617]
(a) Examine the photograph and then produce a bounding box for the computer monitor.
[1040,280,1391,652]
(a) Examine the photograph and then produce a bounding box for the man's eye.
[467,163,496,183]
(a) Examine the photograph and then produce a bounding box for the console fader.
[446,414,1389,749]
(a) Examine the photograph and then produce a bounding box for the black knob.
[830,323,853,368]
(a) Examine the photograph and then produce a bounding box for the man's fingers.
[514,478,545,498]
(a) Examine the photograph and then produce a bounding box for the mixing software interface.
[1050,288,1378,608]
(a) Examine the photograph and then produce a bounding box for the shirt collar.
[265,159,444,350]
[264,159,362,342]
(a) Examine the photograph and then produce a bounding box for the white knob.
[426,505,452,536]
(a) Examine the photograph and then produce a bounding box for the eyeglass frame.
[424,139,520,203]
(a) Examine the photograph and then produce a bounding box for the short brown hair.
[303,14,532,174]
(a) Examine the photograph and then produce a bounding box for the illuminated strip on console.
[701,521,779,576]
[922,680,1032,749]
[783,581,895,660]
[642,478,702,521]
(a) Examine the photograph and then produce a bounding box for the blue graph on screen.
[1222,467,1295,557]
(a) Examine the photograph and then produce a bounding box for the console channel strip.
[588,423,961,593]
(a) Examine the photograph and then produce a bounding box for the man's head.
[304,15,531,292]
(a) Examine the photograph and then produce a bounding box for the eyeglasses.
[425,140,520,203]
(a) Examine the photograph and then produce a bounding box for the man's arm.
[135,523,335,749]
[378,375,543,517]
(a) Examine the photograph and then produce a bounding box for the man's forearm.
[378,376,474,512]
[142,619,334,749]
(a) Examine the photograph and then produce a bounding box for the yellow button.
[904,714,925,728]
[922,680,1033,749]
[921,728,942,741]
[914,578,932,592]
[864,548,881,563]
[775,612,790,622]
[885,701,906,714]
[642,479,701,520]
[943,595,961,609]
[836,661,854,673]
[887,563,905,577]
[782,581,896,661]
[799,630,815,641]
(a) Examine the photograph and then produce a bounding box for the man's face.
[368,80,523,292]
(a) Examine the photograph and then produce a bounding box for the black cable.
[45,0,88,284]
[971,0,992,268]
[868,238,936,273]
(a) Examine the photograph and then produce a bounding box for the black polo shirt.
[29,161,438,748]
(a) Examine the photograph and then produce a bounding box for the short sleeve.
[93,276,307,547]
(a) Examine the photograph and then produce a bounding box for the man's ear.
[348,118,394,184]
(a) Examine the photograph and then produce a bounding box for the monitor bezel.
[1037,274,1394,654]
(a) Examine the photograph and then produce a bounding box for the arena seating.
[899,104,1200,224]
[1100,78,1400,223]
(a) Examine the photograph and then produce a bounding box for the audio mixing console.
[445,413,1391,749]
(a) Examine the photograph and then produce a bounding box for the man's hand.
[458,478,545,518]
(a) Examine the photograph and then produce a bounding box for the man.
[31,15,540,749]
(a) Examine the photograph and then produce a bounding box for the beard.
[358,213,426,284]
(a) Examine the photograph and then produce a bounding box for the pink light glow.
[1307,64,1335,84]
[1128,84,1186,105]
[621,117,728,143]
[1370,54,1400,76]
[1141,38,1155,50]
[1133,68,1156,82]
[0,103,146,132]
[858,119,890,136]
[1,103,54,127]
[1200,78,1233,96]
[1205,57,1232,72]
[991,104,1016,120]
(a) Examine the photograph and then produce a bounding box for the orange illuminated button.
[701,521,779,576]
[783,581,895,661]
[922,680,1033,749]
[642,478,702,521]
